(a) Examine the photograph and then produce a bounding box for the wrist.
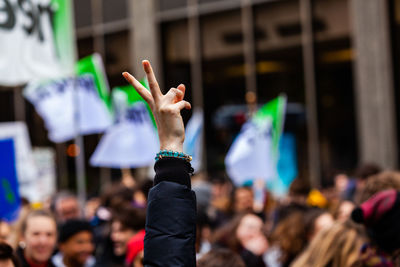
[159,141,183,153]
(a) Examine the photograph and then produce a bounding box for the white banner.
[24,75,112,143]
[0,0,74,86]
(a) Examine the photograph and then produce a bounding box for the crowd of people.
[1,61,400,267]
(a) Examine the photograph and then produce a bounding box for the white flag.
[24,76,112,143]
[225,96,286,185]
[184,109,204,172]
[225,121,276,185]
[90,86,159,168]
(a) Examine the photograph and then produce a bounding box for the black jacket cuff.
[154,158,193,189]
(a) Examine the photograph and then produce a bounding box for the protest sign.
[0,0,75,86]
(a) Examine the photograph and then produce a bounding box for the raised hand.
[122,60,191,153]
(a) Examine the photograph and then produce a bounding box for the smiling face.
[22,216,57,264]
[60,231,94,266]
[236,214,264,244]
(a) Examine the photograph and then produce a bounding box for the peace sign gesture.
[123,60,191,153]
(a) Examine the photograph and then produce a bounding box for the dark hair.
[0,242,19,267]
[58,219,93,243]
[197,248,245,267]
[289,178,311,197]
[101,184,134,209]
[112,205,146,231]
[21,210,56,235]
[354,163,381,181]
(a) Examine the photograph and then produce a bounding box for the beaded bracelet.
[155,150,192,162]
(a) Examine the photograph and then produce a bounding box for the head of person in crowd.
[233,186,254,214]
[213,213,268,260]
[352,189,400,265]
[0,242,19,267]
[357,171,400,204]
[197,248,246,267]
[18,210,57,266]
[354,162,381,185]
[101,184,134,210]
[132,179,153,209]
[270,207,333,266]
[53,219,94,267]
[111,204,146,258]
[288,178,311,204]
[52,191,81,223]
[334,200,355,222]
[304,208,334,241]
[0,220,11,245]
[291,220,366,267]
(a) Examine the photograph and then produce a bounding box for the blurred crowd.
[1,162,400,267]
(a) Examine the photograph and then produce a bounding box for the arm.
[123,61,196,267]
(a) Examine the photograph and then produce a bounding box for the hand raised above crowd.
[123,60,191,153]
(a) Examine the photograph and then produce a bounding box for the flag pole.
[69,0,87,204]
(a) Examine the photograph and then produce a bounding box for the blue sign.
[0,139,21,222]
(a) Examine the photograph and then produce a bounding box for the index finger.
[142,60,162,102]
[122,72,154,106]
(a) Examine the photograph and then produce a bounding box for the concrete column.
[129,0,162,84]
[351,0,398,169]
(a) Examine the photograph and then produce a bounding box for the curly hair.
[358,171,400,204]
[291,220,366,267]
[270,211,308,265]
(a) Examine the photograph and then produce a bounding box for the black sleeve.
[144,158,197,267]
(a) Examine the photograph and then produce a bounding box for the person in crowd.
[273,178,310,227]
[109,205,146,266]
[350,163,381,202]
[213,213,268,267]
[197,248,246,267]
[351,189,400,266]
[52,191,82,223]
[52,219,95,267]
[208,174,234,229]
[0,220,11,244]
[357,171,400,203]
[233,186,254,214]
[266,208,333,267]
[0,242,19,267]
[333,200,355,222]
[303,208,334,241]
[123,60,196,266]
[17,210,57,267]
[290,220,366,267]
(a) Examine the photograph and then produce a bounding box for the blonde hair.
[291,220,366,267]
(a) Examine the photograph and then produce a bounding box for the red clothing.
[126,229,145,264]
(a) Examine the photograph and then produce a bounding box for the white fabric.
[0,0,72,86]
[90,102,158,168]
[225,121,276,185]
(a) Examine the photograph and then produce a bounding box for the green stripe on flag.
[114,79,156,128]
[253,95,287,158]
[51,0,76,74]
[76,54,112,111]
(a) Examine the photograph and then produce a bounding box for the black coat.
[144,158,196,267]
[16,247,57,267]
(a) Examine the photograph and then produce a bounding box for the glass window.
[104,30,131,88]
[158,0,187,11]
[200,10,246,170]
[313,0,357,176]
[73,0,92,28]
[102,0,128,23]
